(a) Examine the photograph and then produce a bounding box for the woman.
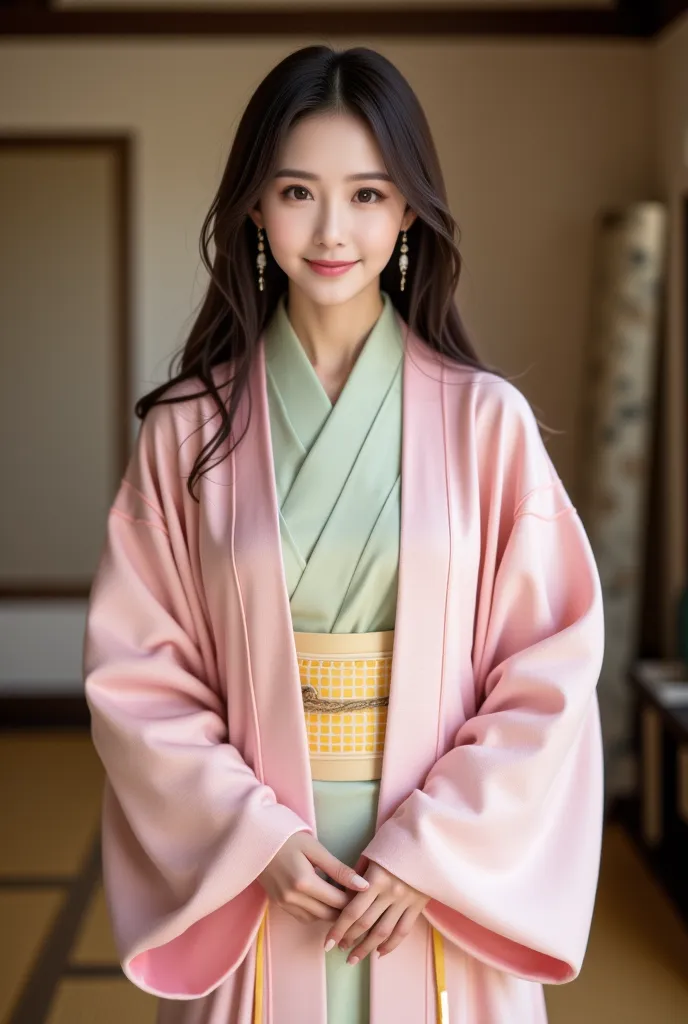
[83,45,605,1024]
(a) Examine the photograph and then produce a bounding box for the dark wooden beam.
[0,695,90,728]
[654,0,688,33]
[0,5,655,39]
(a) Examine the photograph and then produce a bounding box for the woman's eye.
[283,185,312,201]
[355,188,383,204]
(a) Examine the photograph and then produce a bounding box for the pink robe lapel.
[231,347,325,1022]
[376,316,451,826]
[232,346,315,827]
[370,320,452,1022]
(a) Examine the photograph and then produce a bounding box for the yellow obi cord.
[253,908,267,1024]
[432,925,449,1024]
[252,906,448,1022]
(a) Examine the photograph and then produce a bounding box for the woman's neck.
[285,284,384,400]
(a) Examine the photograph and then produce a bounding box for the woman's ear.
[402,209,418,233]
[248,207,264,231]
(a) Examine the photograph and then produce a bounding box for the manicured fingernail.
[348,956,359,966]
[324,939,335,952]
[353,875,369,887]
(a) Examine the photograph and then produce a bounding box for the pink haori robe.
[83,309,605,1024]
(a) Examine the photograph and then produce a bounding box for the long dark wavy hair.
[135,44,496,501]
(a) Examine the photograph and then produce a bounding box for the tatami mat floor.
[1,730,688,1023]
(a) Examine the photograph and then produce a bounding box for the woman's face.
[251,111,416,306]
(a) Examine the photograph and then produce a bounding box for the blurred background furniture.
[627,660,688,927]
[576,203,668,802]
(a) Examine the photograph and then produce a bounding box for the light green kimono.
[264,290,403,1024]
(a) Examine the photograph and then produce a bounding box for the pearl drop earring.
[257,227,266,291]
[399,230,409,291]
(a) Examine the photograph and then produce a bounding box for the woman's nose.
[313,202,348,251]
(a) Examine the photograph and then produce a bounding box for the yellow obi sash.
[296,630,393,782]
[252,631,449,1023]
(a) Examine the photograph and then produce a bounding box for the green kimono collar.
[264,290,402,445]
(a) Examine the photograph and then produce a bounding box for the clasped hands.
[257,831,430,965]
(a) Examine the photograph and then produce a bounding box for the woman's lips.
[305,259,358,277]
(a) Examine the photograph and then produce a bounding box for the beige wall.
[654,12,688,650]
[0,39,654,477]
[0,36,655,689]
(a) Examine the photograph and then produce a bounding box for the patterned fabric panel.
[577,202,667,799]
[300,653,391,757]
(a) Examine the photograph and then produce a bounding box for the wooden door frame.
[0,134,133,600]
[0,1,684,41]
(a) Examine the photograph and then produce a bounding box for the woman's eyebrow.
[274,169,392,182]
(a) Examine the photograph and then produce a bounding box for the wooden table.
[628,660,688,923]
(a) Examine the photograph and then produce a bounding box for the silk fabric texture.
[83,297,605,1023]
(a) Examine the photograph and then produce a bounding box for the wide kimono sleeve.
[83,402,311,999]
[362,384,605,985]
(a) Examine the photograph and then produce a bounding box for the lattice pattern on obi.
[298,653,392,757]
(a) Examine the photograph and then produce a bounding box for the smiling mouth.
[306,259,358,267]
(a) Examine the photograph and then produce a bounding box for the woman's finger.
[347,903,406,964]
[303,871,353,910]
[338,896,392,949]
[324,889,376,949]
[283,889,340,922]
[303,836,371,894]
[376,905,421,956]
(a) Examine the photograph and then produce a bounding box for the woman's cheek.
[359,215,400,264]
[268,217,311,263]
